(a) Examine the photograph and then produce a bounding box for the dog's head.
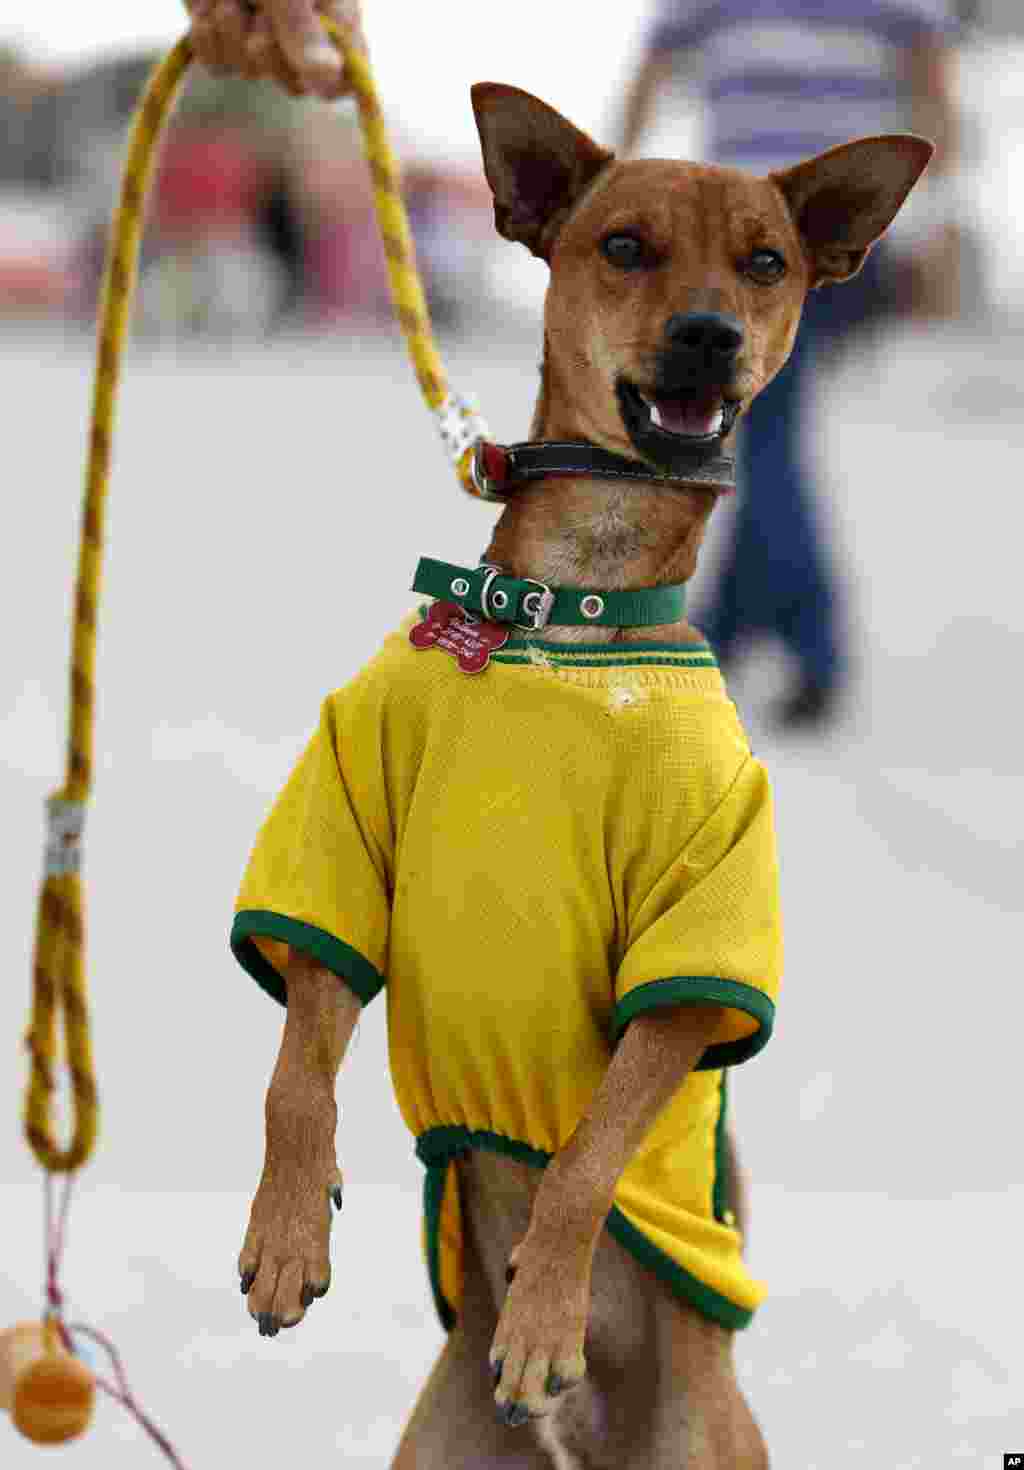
[472,83,932,480]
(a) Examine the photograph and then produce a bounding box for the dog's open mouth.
[616,380,741,472]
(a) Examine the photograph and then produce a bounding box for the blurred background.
[1,1,1022,1466]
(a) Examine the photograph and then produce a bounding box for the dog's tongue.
[654,391,724,437]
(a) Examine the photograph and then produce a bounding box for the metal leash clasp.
[478,564,506,623]
[44,798,86,877]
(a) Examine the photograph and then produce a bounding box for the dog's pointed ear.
[774,134,933,287]
[471,82,614,261]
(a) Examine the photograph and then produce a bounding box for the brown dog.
[235,86,931,1468]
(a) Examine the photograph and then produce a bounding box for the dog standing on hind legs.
[230,85,932,1467]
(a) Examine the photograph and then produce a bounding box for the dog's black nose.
[664,312,744,363]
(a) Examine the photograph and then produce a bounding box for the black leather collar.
[472,439,735,498]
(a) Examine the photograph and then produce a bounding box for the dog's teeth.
[710,407,725,433]
[649,403,663,428]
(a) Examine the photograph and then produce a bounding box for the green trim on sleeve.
[613,977,775,1068]
[230,910,385,1007]
[415,1125,755,1335]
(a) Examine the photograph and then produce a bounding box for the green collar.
[411,557,686,631]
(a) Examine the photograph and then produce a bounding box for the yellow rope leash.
[25,23,496,1177]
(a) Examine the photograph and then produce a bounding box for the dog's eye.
[601,234,651,271]
[742,249,787,284]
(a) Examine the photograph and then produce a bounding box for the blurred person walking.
[619,0,959,730]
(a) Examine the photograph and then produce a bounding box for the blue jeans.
[698,252,885,690]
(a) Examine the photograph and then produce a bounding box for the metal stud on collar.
[580,595,605,619]
[479,565,503,622]
[520,586,555,630]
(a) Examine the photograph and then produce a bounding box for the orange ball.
[0,1321,95,1445]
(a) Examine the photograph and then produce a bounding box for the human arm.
[618,51,675,157]
[901,18,962,316]
[906,31,958,175]
[184,0,366,100]
[616,0,703,156]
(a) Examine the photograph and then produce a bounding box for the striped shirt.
[646,0,957,171]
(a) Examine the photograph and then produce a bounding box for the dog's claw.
[491,1358,504,1387]
[332,1186,343,1211]
[258,1312,280,1338]
[300,1279,330,1309]
[240,1270,256,1295]
[545,1372,568,1397]
[505,1264,517,1285]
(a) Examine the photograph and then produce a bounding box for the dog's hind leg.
[638,1301,770,1470]
[391,1223,555,1470]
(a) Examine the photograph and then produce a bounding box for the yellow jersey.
[231,609,783,1330]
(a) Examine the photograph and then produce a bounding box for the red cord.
[42,1173,190,1468]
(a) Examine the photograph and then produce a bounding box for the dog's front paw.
[238,1155,344,1337]
[489,1239,590,1425]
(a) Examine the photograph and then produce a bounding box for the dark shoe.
[772,677,840,733]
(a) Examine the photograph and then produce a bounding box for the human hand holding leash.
[184,0,365,98]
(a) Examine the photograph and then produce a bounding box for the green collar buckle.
[411,557,687,631]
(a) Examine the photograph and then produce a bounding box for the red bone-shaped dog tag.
[409,601,510,674]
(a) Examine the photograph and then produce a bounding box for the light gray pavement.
[1,318,1021,1467]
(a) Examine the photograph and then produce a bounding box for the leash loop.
[18,28,498,1467]
[24,22,498,1182]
